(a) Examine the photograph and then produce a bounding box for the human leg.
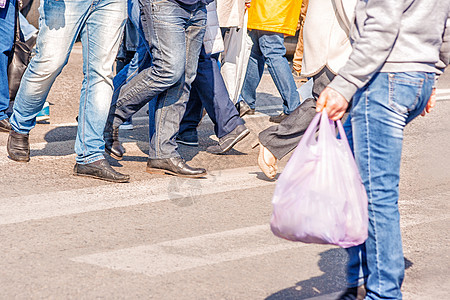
[148,1,206,160]
[189,48,244,135]
[108,0,189,128]
[239,30,264,111]
[258,67,334,160]
[0,0,16,123]
[350,72,434,299]
[292,0,308,75]
[75,0,126,164]
[177,91,202,146]
[258,31,300,114]
[9,0,90,135]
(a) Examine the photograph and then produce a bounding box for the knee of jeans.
[31,53,68,78]
[157,64,184,86]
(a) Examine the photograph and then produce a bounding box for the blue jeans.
[109,0,156,135]
[179,46,243,139]
[0,0,15,120]
[110,0,206,159]
[345,72,434,299]
[240,30,300,115]
[10,0,126,164]
[19,12,38,41]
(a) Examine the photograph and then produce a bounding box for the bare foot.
[257,144,277,179]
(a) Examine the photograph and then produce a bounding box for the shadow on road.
[266,248,348,300]
[266,248,413,300]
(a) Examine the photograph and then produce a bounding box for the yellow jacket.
[247,0,302,36]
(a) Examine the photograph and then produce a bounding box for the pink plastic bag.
[270,111,368,248]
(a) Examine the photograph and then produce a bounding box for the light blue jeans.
[19,12,38,41]
[10,0,126,164]
[240,30,300,115]
[345,71,434,299]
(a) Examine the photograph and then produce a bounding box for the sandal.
[258,144,277,179]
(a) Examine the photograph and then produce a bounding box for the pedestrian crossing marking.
[72,224,310,277]
[0,166,276,225]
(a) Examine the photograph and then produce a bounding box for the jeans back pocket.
[388,72,424,115]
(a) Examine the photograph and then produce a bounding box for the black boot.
[104,125,126,160]
[7,130,30,162]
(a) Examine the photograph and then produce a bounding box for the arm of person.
[422,13,450,117]
[317,0,404,120]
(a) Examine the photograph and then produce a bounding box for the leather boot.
[0,118,12,132]
[7,130,30,162]
[104,125,126,160]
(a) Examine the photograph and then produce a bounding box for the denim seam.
[81,21,92,161]
[155,97,165,158]
[151,11,164,158]
[81,153,104,164]
[365,86,382,295]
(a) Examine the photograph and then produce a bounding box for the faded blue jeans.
[240,30,300,115]
[0,0,15,121]
[10,0,126,164]
[345,71,434,299]
[109,0,206,159]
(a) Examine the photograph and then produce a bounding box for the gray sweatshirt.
[328,0,450,101]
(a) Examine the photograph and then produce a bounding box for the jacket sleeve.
[327,0,403,101]
[437,14,450,78]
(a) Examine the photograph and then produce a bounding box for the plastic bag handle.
[336,117,354,155]
[300,112,322,146]
[319,110,351,149]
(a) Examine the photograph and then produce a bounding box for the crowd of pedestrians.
[1,0,449,299]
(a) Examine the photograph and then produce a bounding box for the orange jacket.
[247,0,302,36]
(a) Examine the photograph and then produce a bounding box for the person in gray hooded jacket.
[317,1,450,299]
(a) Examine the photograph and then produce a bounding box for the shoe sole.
[8,156,30,162]
[105,148,123,161]
[36,116,50,122]
[269,118,285,124]
[210,128,250,155]
[73,172,130,183]
[146,167,206,178]
[119,124,134,130]
[175,140,199,147]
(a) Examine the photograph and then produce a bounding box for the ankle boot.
[7,130,30,162]
[104,126,126,160]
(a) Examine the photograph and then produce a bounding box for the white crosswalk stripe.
[0,166,276,225]
[70,195,450,278]
[72,224,310,277]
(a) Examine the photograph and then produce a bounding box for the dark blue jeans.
[179,46,243,139]
[110,0,206,159]
[109,0,156,135]
[0,0,15,120]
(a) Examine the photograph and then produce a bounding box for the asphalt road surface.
[0,43,449,299]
